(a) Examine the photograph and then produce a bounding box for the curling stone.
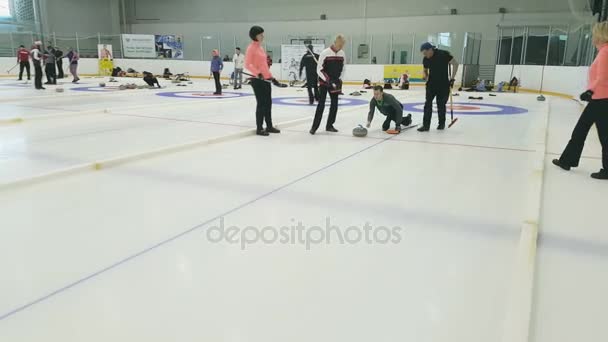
[353,124,368,137]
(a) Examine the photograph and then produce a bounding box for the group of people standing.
[242,25,461,136]
[15,42,80,90]
[244,25,347,136]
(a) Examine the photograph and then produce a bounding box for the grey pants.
[69,64,78,80]
[234,68,243,88]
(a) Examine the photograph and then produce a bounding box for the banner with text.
[280,44,325,81]
[383,65,424,83]
[122,34,156,58]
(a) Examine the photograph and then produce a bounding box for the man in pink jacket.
[553,22,608,179]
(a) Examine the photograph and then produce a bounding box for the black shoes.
[553,159,607,179]
[552,159,571,171]
[437,123,445,130]
[256,127,280,135]
[591,169,608,180]
[417,126,430,132]
[213,92,222,95]
[310,126,338,134]
[402,114,412,127]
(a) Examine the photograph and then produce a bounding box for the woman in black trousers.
[244,25,280,136]
[553,22,608,180]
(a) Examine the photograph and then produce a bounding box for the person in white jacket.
[233,47,245,89]
[310,34,346,134]
[31,42,44,90]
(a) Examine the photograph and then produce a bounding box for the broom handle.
[7,63,18,73]
[305,45,320,64]
[449,64,454,121]
[242,71,273,84]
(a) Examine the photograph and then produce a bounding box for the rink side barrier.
[0,58,586,99]
[0,104,366,190]
[0,72,576,101]
[0,86,255,125]
[0,117,309,190]
[500,98,549,342]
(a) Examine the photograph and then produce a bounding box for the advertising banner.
[155,34,184,59]
[122,34,156,58]
[97,44,114,76]
[383,65,425,83]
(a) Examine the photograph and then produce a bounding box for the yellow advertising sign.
[384,65,424,82]
[98,58,114,76]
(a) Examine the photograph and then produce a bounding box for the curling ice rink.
[0,77,606,342]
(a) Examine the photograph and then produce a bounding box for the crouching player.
[366,85,412,131]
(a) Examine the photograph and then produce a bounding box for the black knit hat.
[249,26,264,41]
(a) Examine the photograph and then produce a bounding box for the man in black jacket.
[55,47,64,79]
[418,42,459,132]
[300,45,319,105]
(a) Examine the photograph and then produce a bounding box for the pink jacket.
[589,43,608,99]
[245,41,272,80]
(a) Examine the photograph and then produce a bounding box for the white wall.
[0,56,454,86]
[39,0,121,35]
[0,56,586,97]
[129,12,593,67]
[495,64,588,97]
[126,0,590,23]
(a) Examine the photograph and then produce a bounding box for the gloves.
[257,73,265,80]
[580,90,593,102]
[329,79,342,93]
[449,78,455,89]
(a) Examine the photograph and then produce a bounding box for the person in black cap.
[245,25,281,136]
[300,45,320,105]
[418,42,459,132]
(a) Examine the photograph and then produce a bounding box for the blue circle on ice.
[273,97,368,107]
[0,82,31,88]
[402,102,528,115]
[156,91,252,99]
[71,86,121,92]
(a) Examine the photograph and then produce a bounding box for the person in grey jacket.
[44,45,57,85]
[367,86,412,131]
